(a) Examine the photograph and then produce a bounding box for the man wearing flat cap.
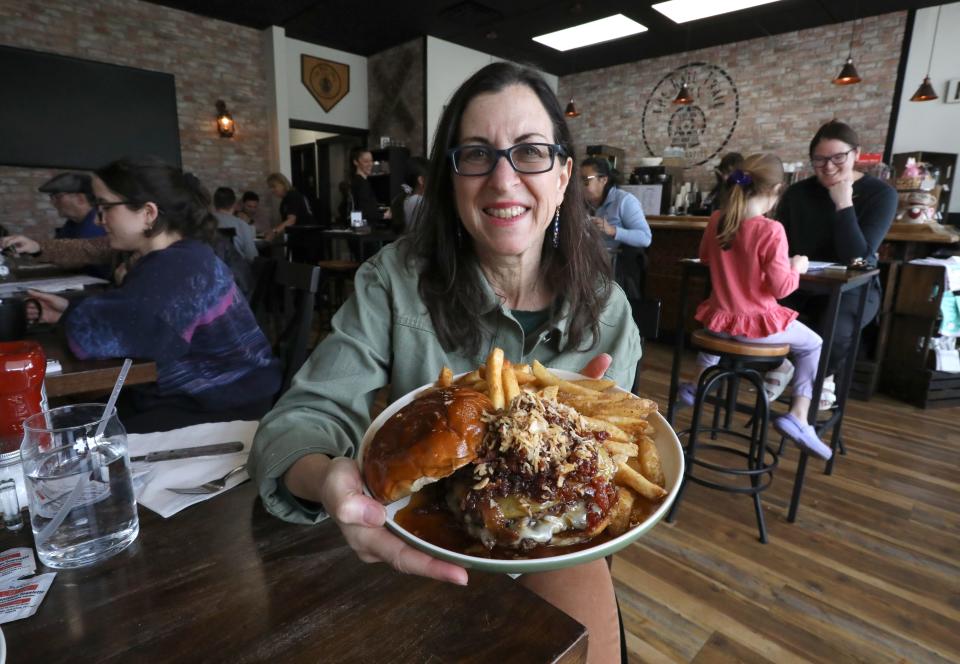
[38,172,105,240]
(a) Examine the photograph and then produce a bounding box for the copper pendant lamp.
[910,6,941,102]
[672,81,694,105]
[564,98,581,118]
[833,16,861,85]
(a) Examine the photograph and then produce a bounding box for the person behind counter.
[703,151,744,212]
[248,62,642,664]
[265,172,315,241]
[775,120,896,409]
[27,158,281,433]
[580,156,651,250]
[349,147,392,226]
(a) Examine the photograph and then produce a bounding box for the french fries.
[434,347,668,531]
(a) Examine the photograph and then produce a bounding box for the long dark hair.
[809,120,860,155]
[716,153,784,249]
[580,156,619,204]
[410,62,611,356]
[96,157,216,243]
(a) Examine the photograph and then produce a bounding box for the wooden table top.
[30,330,157,399]
[1,483,588,663]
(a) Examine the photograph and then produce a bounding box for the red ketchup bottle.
[0,341,46,454]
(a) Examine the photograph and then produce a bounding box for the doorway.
[289,121,367,227]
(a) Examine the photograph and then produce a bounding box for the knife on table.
[130,441,245,463]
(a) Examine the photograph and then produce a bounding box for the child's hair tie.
[726,170,753,187]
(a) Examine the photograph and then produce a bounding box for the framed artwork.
[301,55,350,112]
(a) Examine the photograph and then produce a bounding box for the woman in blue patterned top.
[28,158,281,433]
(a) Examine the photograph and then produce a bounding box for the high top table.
[666,259,879,523]
[1,482,588,663]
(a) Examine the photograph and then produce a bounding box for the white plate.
[358,370,684,574]
[0,625,6,664]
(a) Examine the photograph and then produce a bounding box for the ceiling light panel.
[533,14,647,52]
[652,0,785,24]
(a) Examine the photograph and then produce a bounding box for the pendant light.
[833,17,861,85]
[564,98,581,118]
[672,80,694,105]
[910,6,941,102]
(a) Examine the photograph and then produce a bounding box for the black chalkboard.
[0,46,181,170]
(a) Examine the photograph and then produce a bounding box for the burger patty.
[450,392,619,550]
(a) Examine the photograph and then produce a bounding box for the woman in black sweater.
[776,121,897,406]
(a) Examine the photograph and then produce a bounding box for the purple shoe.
[678,382,697,408]
[773,413,833,460]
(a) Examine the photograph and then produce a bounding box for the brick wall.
[559,12,907,192]
[0,0,270,237]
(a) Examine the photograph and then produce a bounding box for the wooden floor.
[615,341,960,664]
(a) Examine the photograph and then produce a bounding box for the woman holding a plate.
[250,62,643,663]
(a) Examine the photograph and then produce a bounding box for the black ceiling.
[147,1,939,76]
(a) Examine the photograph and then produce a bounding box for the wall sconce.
[215,100,236,137]
[910,6,941,102]
[564,98,581,118]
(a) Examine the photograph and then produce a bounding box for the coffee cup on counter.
[0,297,42,341]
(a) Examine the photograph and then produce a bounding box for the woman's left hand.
[25,289,69,324]
[590,217,615,237]
[580,353,612,379]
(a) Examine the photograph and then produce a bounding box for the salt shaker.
[0,478,23,531]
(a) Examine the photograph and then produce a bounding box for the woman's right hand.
[1,235,40,255]
[284,453,469,585]
[790,255,809,274]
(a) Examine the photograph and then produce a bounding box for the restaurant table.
[1,482,588,663]
[666,259,879,522]
[31,329,157,399]
[318,227,397,261]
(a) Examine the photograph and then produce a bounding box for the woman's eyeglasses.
[94,200,132,221]
[447,143,566,176]
[581,175,601,185]
[811,148,855,169]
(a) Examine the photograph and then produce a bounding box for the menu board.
[620,184,664,216]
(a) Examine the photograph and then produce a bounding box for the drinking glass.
[21,404,139,568]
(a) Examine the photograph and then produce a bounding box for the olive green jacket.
[249,239,643,523]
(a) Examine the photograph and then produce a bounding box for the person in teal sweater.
[249,62,642,664]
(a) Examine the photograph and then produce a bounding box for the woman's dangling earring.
[551,205,561,248]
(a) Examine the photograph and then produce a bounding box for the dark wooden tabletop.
[30,330,157,399]
[1,483,588,664]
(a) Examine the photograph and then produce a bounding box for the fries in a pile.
[436,348,668,536]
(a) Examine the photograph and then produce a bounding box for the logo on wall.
[640,62,739,166]
[301,55,350,112]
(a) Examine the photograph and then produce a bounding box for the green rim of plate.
[358,370,684,574]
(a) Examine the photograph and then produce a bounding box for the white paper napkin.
[127,420,259,518]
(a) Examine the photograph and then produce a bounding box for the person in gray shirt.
[212,187,257,261]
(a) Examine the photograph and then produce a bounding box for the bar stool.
[667,330,788,543]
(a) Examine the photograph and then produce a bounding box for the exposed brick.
[0,0,271,236]
[558,13,906,192]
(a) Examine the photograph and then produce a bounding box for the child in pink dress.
[679,153,831,459]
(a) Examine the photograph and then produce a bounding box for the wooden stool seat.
[317,260,360,272]
[691,329,789,358]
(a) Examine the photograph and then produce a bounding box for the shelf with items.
[881,262,960,408]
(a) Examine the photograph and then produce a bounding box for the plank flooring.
[617,341,960,663]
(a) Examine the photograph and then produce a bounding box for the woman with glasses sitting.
[26,158,281,433]
[250,62,641,664]
[773,121,896,408]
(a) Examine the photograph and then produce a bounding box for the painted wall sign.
[301,55,350,112]
[641,62,740,167]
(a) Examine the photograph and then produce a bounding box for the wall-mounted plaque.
[301,55,350,112]
[641,62,740,167]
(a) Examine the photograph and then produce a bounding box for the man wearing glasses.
[38,172,106,240]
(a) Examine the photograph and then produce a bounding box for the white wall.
[262,26,291,178]
[425,36,559,153]
[891,2,960,214]
[286,37,368,130]
[289,129,337,146]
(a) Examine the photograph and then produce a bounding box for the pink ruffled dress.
[695,211,799,338]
